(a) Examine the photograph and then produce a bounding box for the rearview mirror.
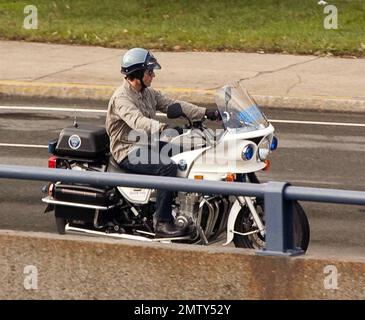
[167,103,184,119]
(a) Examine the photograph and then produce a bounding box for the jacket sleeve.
[114,95,165,133]
[152,88,206,120]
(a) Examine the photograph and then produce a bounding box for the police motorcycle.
[42,82,310,251]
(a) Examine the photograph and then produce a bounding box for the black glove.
[205,108,222,121]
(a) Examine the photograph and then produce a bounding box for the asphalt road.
[0,100,364,258]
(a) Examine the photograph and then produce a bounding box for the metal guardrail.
[1,164,365,256]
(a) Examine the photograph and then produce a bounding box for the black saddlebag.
[55,124,109,158]
[53,184,119,223]
[55,206,96,224]
[53,184,118,207]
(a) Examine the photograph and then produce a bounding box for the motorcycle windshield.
[215,83,269,132]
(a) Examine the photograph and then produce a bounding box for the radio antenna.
[73,113,78,128]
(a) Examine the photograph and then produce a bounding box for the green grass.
[0,0,364,56]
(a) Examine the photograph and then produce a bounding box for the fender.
[223,196,265,246]
[223,198,245,246]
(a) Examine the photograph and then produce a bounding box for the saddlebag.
[53,184,119,223]
[55,124,109,158]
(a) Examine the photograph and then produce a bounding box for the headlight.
[270,136,278,151]
[242,145,254,161]
[258,137,270,161]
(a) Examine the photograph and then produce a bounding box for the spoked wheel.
[233,199,310,252]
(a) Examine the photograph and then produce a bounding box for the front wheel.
[233,200,310,252]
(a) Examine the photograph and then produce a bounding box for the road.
[0,99,364,258]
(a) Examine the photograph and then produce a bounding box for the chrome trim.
[65,224,153,241]
[210,199,220,236]
[232,229,260,236]
[243,196,265,236]
[197,225,208,245]
[42,196,116,211]
[152,235,192,241]
[65,224,192,242]
[204,200,216,237]
[197,199,215,243]
[135,229,155,236]
[93,210,103,229]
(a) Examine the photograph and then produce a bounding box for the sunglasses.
[146,69,155,76]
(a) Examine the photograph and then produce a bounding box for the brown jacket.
[106,80,206,163]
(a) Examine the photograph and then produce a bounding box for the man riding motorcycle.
[105,48,220,238]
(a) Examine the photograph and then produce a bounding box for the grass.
[0,0,364,56]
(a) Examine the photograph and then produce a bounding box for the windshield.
[215,82,269,132]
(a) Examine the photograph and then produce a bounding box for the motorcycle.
[42,82,310,251]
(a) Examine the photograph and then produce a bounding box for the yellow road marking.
[0,80,363,101]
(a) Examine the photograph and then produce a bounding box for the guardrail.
[1,164,365,256]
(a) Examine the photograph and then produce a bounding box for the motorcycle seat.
[107,157,129,174]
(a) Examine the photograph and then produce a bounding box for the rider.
[106,48,220,238]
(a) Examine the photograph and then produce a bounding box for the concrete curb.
[1,80,365,113]
[0,230,364,300]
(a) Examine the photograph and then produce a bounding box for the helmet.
[121,48,161,75]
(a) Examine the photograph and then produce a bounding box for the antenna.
[73,114,78,128]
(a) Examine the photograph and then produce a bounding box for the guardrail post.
[257,181,304,256]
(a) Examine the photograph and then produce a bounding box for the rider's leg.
[119,142,184,237]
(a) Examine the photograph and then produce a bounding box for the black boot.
[154,221,186,238]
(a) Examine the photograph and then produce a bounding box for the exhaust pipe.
[65,224,153,242]
[65,224,192,242]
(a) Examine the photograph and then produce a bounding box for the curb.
[1,230,364,299]
[1,80,365,113]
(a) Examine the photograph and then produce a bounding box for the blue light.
[270,136,278,151]
[242,145,254,161]
[48,139,58,154]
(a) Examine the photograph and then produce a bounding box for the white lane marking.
[0,143,47,148]
[0,105,365,127]
[270,119,365,127]
[0,106,105,113]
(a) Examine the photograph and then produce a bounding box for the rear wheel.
[55,216,66,235]
[233,200,310,252]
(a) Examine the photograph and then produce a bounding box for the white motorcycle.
[42,83,310,251]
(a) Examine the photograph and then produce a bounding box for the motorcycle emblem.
[68,135,81,150]
[178,159,187,171]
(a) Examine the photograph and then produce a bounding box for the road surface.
[0,100,364,257]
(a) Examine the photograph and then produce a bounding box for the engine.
[174,192,230,241]
[175,192,200,229]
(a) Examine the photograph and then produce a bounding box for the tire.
[55,216,66,235]
[233,200,310,252]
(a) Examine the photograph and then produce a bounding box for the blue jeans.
[119,141,178,223]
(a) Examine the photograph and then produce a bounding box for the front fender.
[223,198,245,246]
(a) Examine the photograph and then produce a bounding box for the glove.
[205,108,222,121]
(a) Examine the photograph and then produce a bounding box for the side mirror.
[167,103,184,119]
